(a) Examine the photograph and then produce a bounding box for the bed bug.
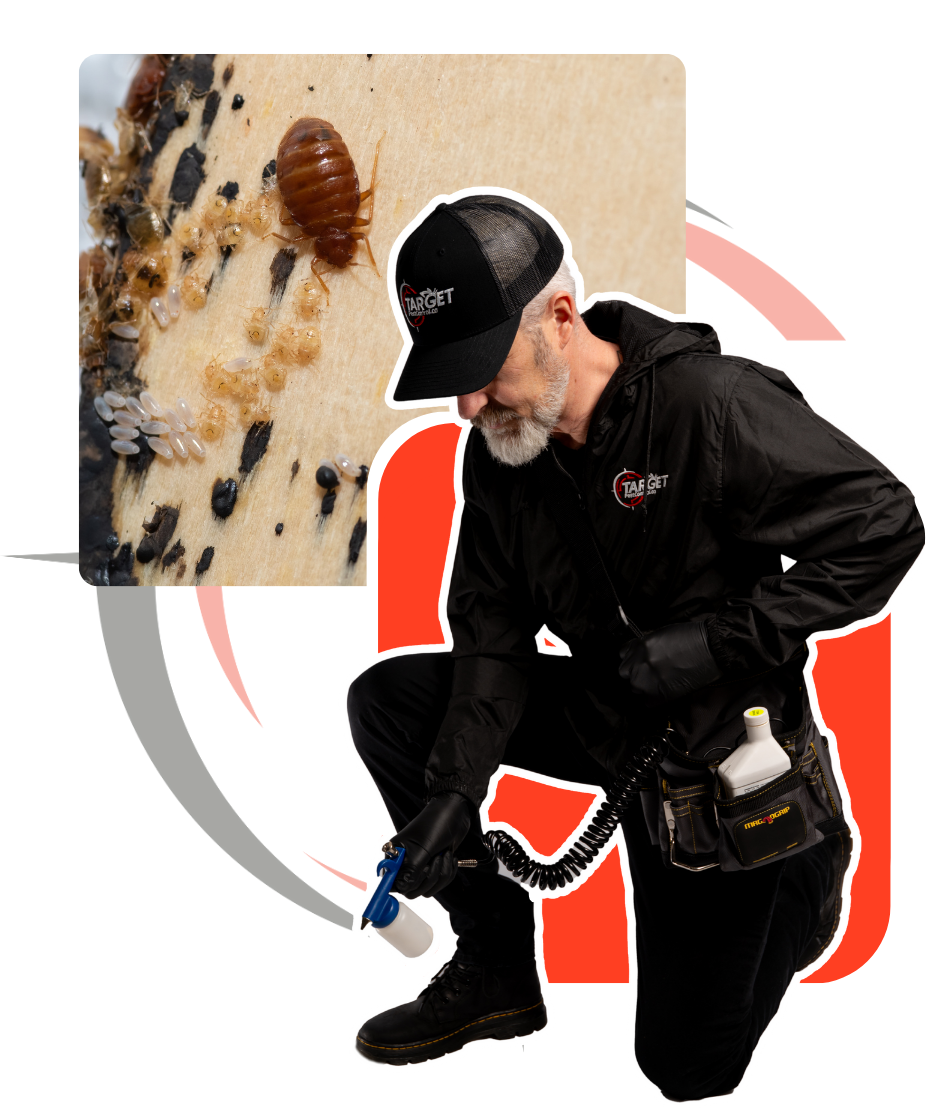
[198,403,229,443]
[180,271,209,309]
[125,55,167,124]
[244,308,269,344]
[274,118,383,294]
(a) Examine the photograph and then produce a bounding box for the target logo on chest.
[612,469,670,510]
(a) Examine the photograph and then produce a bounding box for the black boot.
[796,828,853,971]
[356,958,547,1064]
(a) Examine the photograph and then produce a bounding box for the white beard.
[473,332,569,467]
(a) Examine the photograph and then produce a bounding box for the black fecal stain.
[169,144,206,207]
[275,523,284,535]
[321,491,337,515]
[176,560,187,580]
[356,464,369,489]
[219,244,236,273]
[222,63,234,85]
[164,54,215,99]
[218,180,239,200]
[205,272,215,299]
[139,55,215,187]
[106,532,119,551]
[136,506,179,564]
[195,547,215,575]
[174,108,190,126]
[201,89,221,138]
[105,542,138,587]
[262,158,277,184]
[180,248,196,274]
[367,54,373,59]
[239,421,273,475]
[139,101,182,186]
[232,94,245,110]
[316,464,339,490]
[269,248,297,302]
[141,510,161,534]
[308,86,314,91]
[162,539,185,571]
[212,478,238,519]
[348,518,367,564]
[291,459,300,482]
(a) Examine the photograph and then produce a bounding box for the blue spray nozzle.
[362,845,405,930]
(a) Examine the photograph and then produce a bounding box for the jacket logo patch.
[400,282,454,328]
[613,469,669,510]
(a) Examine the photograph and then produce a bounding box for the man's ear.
[547,291,578,350]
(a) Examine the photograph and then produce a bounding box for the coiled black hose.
[483,733,668,891]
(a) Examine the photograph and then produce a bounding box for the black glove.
[618,622,722,702]
[391,792,473,899]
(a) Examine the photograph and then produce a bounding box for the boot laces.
[422,961,479,1005]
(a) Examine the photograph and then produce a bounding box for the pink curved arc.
[196,586,262,725]
[686,222,844,341]
[306,854,368,891]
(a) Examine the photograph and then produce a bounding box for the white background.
[4,7,937,1106]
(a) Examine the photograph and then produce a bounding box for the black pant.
[348,652,833,1100]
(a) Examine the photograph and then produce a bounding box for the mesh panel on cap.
[448,196,564,316]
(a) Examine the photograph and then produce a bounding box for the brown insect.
[124,55,167,123]
[274,118,382,294]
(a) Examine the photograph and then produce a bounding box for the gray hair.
[518,260,579,338]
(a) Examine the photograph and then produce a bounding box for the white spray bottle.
[361,844,433,958]
[717,707,791,798]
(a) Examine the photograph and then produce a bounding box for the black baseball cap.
[393,195,565,402]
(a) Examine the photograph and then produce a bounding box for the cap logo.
[400,282,455,329]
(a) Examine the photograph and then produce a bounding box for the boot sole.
[356,1000,547,1064]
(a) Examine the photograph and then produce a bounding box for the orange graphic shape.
[378,423,461,653]
[803,617,890,981]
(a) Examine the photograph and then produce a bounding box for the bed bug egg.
[94,396,114,421]
[125,396,147,419]
[166,285,182,318]
[163,408,186,433]
[244,308,269,344]
[139,392,164,417]
[181,273,208,309]
[103,391,125,409]
[147,436,174,459]
[112,410,140,429]
[150,297,170,328]
[176,397,196,427]
[109,426,138,440]
[111,440,140,455]
[167,430,188,458]
[183,431,206,457]
[316,460,339,489]
[334,453,361,480]
[140,420,170,435]
[109,322,140,340]
[222,357,251,373]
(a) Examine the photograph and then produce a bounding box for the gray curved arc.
[97,587,353,930]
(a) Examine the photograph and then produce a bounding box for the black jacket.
[426,300,924,806]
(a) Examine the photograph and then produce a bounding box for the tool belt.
[639,711,848,872]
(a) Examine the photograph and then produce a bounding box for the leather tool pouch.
[641,714,848,872]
